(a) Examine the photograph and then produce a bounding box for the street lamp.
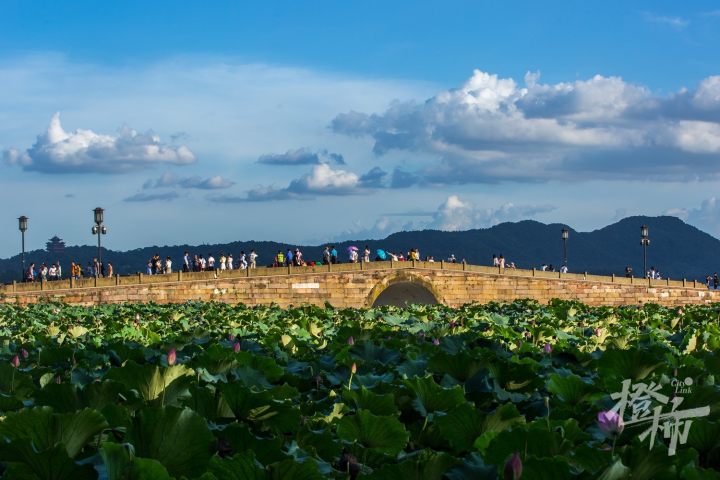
[18,216,28,280]
[640,225,650,277]
[92,207,107,277]
[561,228,569,268]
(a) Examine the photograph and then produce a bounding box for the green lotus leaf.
[404,375,466,416]
[206,451,266,480]
[267,458,325,480]
[126,406,214,478]
[336,409,409,456]
[104,361,194,405]
[0,440,97,480]
[100,442,172,480]
[0,406,107,458]
[366,450,458,480]
[435,402,484,452]
[342,386,398,416]
[445,452,497,480]
[546,373,594,404]
[219,383,301,433]
[218,423,288,465]
[0,364,35,400]
[597,459,631,480]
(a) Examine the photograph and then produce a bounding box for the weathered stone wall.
[0,261,716,307]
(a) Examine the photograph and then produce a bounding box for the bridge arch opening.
[371,281,439,307]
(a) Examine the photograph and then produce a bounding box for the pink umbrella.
[347,246,359,252]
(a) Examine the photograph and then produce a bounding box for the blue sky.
[2,1,720,257]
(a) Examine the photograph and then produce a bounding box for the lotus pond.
[0,300,718,479]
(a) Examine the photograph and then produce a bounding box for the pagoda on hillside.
[46,236,66,254]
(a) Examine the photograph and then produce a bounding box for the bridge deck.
[0,260,704,297]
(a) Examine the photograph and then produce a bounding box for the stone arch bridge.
[1,261,716,308]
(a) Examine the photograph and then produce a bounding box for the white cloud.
[332,69,720,183]
[666,197,720,236]
[337,195,555,239]
[209,163,380,202]
[428,195,555,231]
[3,113,196,174]
[143,172,234,190]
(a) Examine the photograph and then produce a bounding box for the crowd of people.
[706,273,719,290]
[25,245,689,284]
[141,250,260,275]
[24,258,113,282]
[624,265,665,280]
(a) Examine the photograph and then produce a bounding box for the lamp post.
[640,225,650,277]
[92,207,107,277]
[18,216,28,280]
[561,228,569,268]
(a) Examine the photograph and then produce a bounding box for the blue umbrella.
[376,249,387,260]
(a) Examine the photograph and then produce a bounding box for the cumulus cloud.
[3,113,196,174]
[338,195,555,239]
[666,197,720,237]
[143,172,234,190]
[257,148,345,165]
[124,191,180,202]
[209,163,384,202]
[332,69,720,183]
[427,195,555,231]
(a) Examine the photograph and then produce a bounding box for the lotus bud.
[347,336,355,346]
[135,313,141,321]
[503,452,523,480]
[11,355,20,368]
[432,338,440,346]
[233,342,241,353]
[167,348,177,366]
[597,410,624,436]
[21,348,28,359]
[678,308,684,316]
[544,396,550,409]
[351,362,357,374]
[543,343,552,354]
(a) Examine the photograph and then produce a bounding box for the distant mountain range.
[1,216,718,283]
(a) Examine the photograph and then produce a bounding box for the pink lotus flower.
[503,452,523,480]
[351,362,357,374]
[347,336,355,346]
[167,348,177,366]
[11,355,20,368]
[597,410,624,436]
[228,333,235,341]
[233,342,241,353]
[543,343,552,354]
[21,349,28,359]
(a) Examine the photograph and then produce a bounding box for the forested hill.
[1,216,717,283]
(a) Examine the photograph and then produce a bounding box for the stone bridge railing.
[0,260,706,296]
